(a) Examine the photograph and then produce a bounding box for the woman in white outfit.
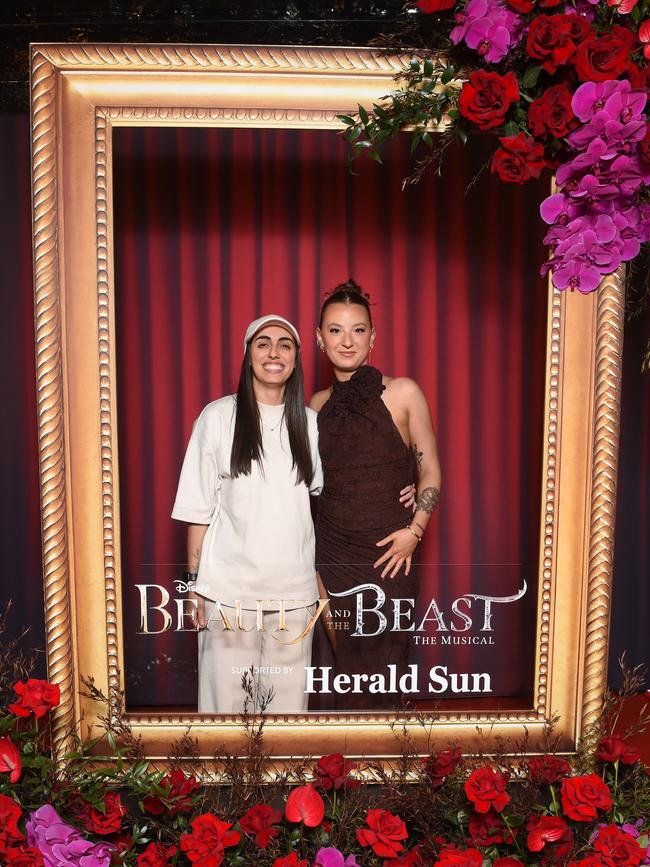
[172,315,322,714]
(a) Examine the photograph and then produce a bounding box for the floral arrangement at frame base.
[0,620,648,867]
[341,0,650,296]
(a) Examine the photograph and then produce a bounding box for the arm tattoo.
[189,547,201,571]
[416,486,439,514]
[411,443,423,471]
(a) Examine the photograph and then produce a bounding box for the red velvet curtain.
[113,126,547,709]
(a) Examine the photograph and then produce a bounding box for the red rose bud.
[81,791,126,835]
[491,134,546,183]
[527,754,572,784]
[528,85,577,139]
[240,804,283,848]
[5,847,44,865]
[0,794,26,852]
[285,785,325,827]
[560,774,613,821]
[467,811,507,846]
[594,824,645,867]
[142,769,200,815]
[136,842,177,866]
[423,747,463,787]
[458,70,519,131]
[272,854,309,867]
[180,814,240,864]
[356,808,409,859]
[438,846,484,867]
[314,753,358,791]
[8,679,60,719]
[526,815,569,852]
[526,15,580,73]
[464,767,511,813]
[416,0,456,10]
[597,735,641,765]
[573,27,637,82]
[0,738,22,784]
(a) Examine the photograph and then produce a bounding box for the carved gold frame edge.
[30,42,621,767]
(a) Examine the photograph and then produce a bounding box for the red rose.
[81,791,126,835]
[136,842,178,867]
[416,0,456,10]
[392,847,425,866]
[0,738,22,784]
[285,785,325,827]
[4,848,44,866]
[467,811,507,846]
[356,808,409,859]
[597,735,641,765]
[142,769,200,815]
[505,0,533,11]
[571,859,604,867]
[494,860,525,867]
[458,71,519,131]
[527,755,572,784]
[573,27,637,82]
[491,134,546,184]
[562,16,591,45]
[594,825,645,867]
[0,794,25,856]
[527,816,569,852]
[528,85,576,139]
[639,124,650,165]
[314,753,358,791]
[526,16,578,72]
[438,846,484,867]
[423,747,463,787]
[240,804,283,848]
[8,679,60,719]
[180,814,240,867]
[272,854,309,867]
[464,766,511,813]
[561,774,613,821]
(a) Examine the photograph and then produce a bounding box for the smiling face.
[317,302,375,375]
[249,324,297,395]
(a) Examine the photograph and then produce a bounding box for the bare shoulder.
[383,376,423,402]
[309,388,331,412]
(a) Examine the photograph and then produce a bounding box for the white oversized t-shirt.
[172,396,322,609]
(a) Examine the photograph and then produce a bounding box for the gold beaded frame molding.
[30,43,622,774]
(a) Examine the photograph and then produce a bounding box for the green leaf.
[423,58,434,78]
[521,64,541,90]
[337,114,356,126]
[447,108,459,120]
[422,131,433,149]
[410,58,421,72]
[441,65,456,85]
[504,120,520,137]
[348,126,362,142]
[456,125,468,145]
[369,152,383,163]
[358,104,369,125]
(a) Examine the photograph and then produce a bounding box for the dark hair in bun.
[319,278,373,327]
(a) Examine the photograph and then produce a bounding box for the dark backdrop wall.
[0,112,648,696]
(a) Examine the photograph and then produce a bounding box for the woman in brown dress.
[310,281,441,711]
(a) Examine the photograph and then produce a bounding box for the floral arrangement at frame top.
[342,0,650,294]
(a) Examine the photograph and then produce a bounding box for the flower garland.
[341,0,650,294]
[0,675,648,866]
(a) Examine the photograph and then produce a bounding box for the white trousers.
[198,605,314,714]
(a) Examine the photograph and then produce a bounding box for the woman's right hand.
[189,591,208,629]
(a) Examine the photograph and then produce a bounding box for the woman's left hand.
[374,528,419,578]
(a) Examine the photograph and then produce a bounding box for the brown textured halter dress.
[315,365,417,711]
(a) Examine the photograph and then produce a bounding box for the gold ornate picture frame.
[30,42,622,772]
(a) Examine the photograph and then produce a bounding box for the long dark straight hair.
[230,343,313,485]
